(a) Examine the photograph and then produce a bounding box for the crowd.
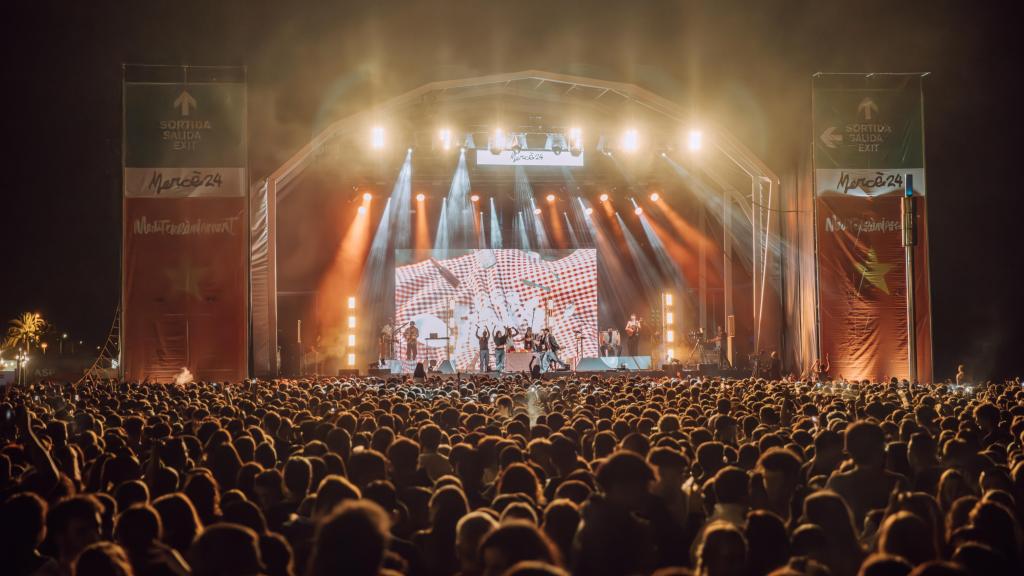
[0,373,1022,576]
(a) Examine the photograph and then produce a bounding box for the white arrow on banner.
[173,90,197,116]
[857,97,878,120]
[820,126,843,149]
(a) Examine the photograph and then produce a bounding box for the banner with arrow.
[811,73,932,382]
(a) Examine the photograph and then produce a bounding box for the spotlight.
[621,129,639,153]
[585,207,594,215]
[546,193,556,203]
[362,192,372,202]
[371,126,385,150]
[439,128,452,151]
[533,207,542,215]
[599,193,609,203]
[357,206,367,215]
[687,129,703,151]
[634,206,643,215]
[490,128,505,155]
[568,127,583,156]
[416,193,426,202]
[470,194,480,203]
[649,192,660,202]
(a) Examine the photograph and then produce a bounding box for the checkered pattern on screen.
[394,249,598,372]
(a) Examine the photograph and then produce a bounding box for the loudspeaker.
[337,369,359,377]
[575,357,611,372]
[436,360,456,374]
[698,363,721,376]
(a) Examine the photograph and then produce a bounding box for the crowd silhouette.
[1,374,1022,576]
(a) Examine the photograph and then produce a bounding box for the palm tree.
[4,312,46,351]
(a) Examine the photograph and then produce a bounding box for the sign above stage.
[476,149,585,167]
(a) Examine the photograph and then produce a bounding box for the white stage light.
[687,129,703,151]
[470,194,480,203]
[621,129,639,153]
[357,206,367,215]
[568,127,583,156]
[439,128,452,151]
[362,192,372,202]
[533,207,542,215]
[491,128,505,154]
[667,329,675,343]
[347,316,356,329]
[585,207,594,215]
[346,353,355,366]
[599,193,609,203]
[347,296,356,309]
[416,193,426,202]
[347,334,356,346]
[649,192,660,202]
[546,193,556,203]
[371,126,385,150]
[634,206,643,215]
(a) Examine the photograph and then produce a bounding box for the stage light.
[666,312,674,324]
[568,127,583,156]
[490,128,505,154]
[687,129,703,151]
[667,329,675,343]
[650,192,660,202]
[347,296,356,309]
[585,207,594,215]
[439,128,452,151]
[347,334,356,346]
[416,193,426,202]
[347,315,356,329]
[533,207,542,215]
[362,192,372,202]
[470,194,480,203]
[357,206,367,215]
[346,353,355,366]
[665,293,674,306]
[546,193,556,203]
[621,129,639,153]
[371,126,385,150]
[634,206,644,215]
[599,193,609,203]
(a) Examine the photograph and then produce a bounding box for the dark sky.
[4,0,1022,379]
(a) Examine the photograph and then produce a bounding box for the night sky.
[4,0,1022,380]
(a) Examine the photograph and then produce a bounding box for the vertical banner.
[813,74,932,382]
[123,67,247,382]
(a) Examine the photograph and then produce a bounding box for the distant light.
[568,127,583,155]
[546,193,556,203]
[667,329,675,343]
[416,193,426,202]
[346,353,356,366]
[666,312,674,324]
[439,128,452,151]
[347,296,356,309]
[584,207,594,215]
[470,194,480,203]
[357,206,367,215]
[665,293,674,306]
[491,127,505,154]
[371,126,385,150]
[347,334,356,346]
[634,206,644,215]
[347,316,356,329]
[687,129,703,151]
[533,207,542,215]
[599,193,609,203]
[362,192,372,202]
[650,192,661,202]
[621,129,639,153]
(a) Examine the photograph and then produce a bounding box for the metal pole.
[902,174,917,382]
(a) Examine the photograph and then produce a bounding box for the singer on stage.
[625,313,642,356]
[403,322,419,361]
[475,326,491,372]
[493,326,517,372]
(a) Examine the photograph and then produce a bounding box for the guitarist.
[625,313,642,356]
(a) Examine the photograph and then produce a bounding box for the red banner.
[816,194,932,382]
[123,198,247,381]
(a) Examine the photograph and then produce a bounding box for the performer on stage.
[493,326,518,373]
[600,328,621,356]
[522,326,535,352]
[625,314,642,356]
[476,326,491,372]
[539,327,569,372]
[811,353,830,381]
[379,322,394,363]
[768,350,782,380]
[403,322,419,361]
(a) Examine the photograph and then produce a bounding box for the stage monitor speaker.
[585,356,652,371]
[435,360,456,374]
[575,357,611,372]
[337,369,359,377]
[698,363,721,377]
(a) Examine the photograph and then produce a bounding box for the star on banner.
[855,249,894,295]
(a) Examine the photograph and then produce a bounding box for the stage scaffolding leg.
[723,189,735,368]
[699,204,708,333]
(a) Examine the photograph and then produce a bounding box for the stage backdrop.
[813,74,932,382]
[122,68,247,382]
[394,249,598,371]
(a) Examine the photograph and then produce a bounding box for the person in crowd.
[0,371,1021,576]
